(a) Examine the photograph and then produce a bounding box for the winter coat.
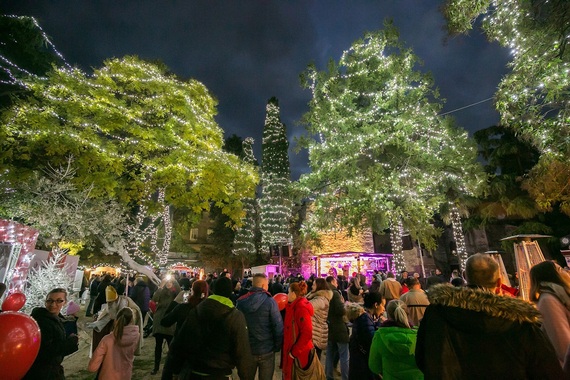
[536,283,570,366]
[152,286,179,336]
[307,289,333,350]
[129,281,150,314]
[399,288,430,327]
[169,295,253,379]
[327,286,349,343]
[161,302,195,335]
[349,312,380,380]
[89,279,100,297]
[281,296,314,380]
[378,278,401,302]
[23,308,79,380]
[93,278,112,314]
[416,284,564,380]
[88,324,140,380]
[369,325,423,380]
[236,287,284,355]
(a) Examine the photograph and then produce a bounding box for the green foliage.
[1,56,258,225]
[259,97,293,250]
[443,0,570,159]
[298,22,484,249]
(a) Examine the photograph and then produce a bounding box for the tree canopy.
[298,22,484,263]
[1,56,258,223]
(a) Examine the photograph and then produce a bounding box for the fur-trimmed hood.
[427,284,541,325]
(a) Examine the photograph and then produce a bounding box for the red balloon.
[0,312,41,379]
[2,292,26,312]
[149,300,157,314]
[273,293,288,311]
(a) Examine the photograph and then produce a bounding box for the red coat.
[281,296,314,380]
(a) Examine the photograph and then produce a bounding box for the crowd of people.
[15,253,570,379]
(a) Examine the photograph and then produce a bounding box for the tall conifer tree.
[259,98,292,254]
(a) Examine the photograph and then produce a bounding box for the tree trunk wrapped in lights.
[449,202,468,273]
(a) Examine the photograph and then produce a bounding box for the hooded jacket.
[23,308,79,380]
[416,284,564,380]
[369,325,422,380]
[236,286,284,355]
[327,285,350,343]
[169,295,253,379]
[88,324,140,380]
[307,289,333,350]
[281,296,314,380]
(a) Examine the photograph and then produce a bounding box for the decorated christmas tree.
[259,97,293,254]
[23,248,75,314]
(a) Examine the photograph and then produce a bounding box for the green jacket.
[368,326,423,380]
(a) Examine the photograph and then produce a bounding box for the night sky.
[2,1,511,179]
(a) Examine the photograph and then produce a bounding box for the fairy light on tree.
[259,98,293,255]
[298,21,484,272]
[232,138,258,264]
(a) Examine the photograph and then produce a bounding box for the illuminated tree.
[232,138,259,267]
[259,97,293,253]
[442,1,569,160]
[298,22,484,271]
[1,56,258,279]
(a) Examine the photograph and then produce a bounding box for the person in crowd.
[150,279,180,375]
[325,275,349,380]
[349,292,384,380]
[88,307,140,380]
[307,277,333,359]
[378,271,402,305]
[270,275,285,295]
[369,300,422,379]
[178,272,191,291]
[399,277,430,327]
[398,271,409,285]
[337,275,349,302]
[369,275,381,293]
[23,288,79,379]
[86,274,100,317]
[347,275,364,304]
[236,273,284,380]
[529,260,570,366]
[63,300,80,337]
[281,281,314,380]
[129,277,151,322]
[416,253,564,379]
[93,274,112,315]
[161,280,209,380]
[424,268,445,290]
[169,276,253,379]
[88,285,143,357]
[231,279,242,305]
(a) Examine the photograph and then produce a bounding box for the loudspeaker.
[402,235,413,250]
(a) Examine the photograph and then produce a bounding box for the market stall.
[315,251,393,284]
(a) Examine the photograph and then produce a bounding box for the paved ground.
[63,302,294,379]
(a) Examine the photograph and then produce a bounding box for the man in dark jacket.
[325,276,349,380]
[170,276,253,379]
[129,277,151,321]
[85,274,100,317]
[236,273,284,380]
[416,253,564,379]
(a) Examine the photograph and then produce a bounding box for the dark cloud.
[2,0,510,179]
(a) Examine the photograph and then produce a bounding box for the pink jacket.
[88,324,140,380]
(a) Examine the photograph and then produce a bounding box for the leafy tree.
[442,0,569,161]
[1,56,258,280]
[298,22,484,271]
[259,97,293,253]
[232,138,260,267]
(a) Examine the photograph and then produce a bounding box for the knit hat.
[66,301,80,315]
[214,276,233,298]
[105,285,118,302]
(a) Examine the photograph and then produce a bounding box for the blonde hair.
[386,299,410,329]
